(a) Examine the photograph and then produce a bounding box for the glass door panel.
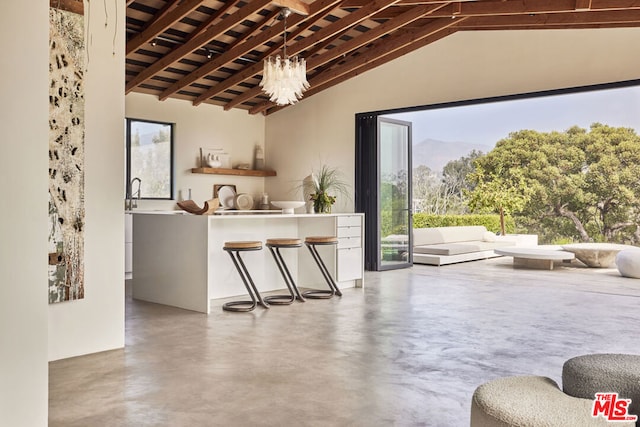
[378,118,412,270]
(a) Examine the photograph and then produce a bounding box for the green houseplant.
[309,165,349,213]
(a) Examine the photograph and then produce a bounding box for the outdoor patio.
[49,256,640,426]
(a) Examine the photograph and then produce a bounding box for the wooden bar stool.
[264,238,305,304]
[222,241,269,312]
[303,236,342,299]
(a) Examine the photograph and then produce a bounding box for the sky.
[388,85,640,148]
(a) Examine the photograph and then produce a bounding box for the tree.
[468,124,640,243]
[467,166,530,235]
[412,151,483,215]
[441,149,484,214]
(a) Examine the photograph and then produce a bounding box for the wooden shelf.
[191,167,277,177]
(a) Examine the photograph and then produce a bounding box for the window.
[125,118,174,200]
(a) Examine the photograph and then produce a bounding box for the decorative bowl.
[271,201,306,214]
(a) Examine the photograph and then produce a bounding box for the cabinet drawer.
[337,215,361,227]
[338,236,361,249]
[337,226,361,238]
[337,247,362,281]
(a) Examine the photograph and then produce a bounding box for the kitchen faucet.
[127,177,142,210]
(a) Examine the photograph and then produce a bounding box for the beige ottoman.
[470,376,635,426]
[563,354,640,421]
[616,249,640,279]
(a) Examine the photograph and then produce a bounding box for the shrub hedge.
[412,213,515,234]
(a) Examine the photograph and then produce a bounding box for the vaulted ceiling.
[126,0,640,115]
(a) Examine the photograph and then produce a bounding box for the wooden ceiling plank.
[126,0,208,55]
[126,0,136,6]
[254,22,459,114]
[158,0,342,101]
[183,0,242,44]
[272,0,311,15]
[125,0,273,94]
[139,1,181,33]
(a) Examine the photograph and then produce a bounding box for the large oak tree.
[467,124,640,243]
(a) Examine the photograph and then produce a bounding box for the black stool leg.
[303,243,342,299]
[223,250,269,312]
[264,246,299,304]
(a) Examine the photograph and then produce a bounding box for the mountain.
[413,138,491,173]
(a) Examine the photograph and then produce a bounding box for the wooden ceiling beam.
[183,0,242,44]
[305,4,449,75]
[272,0,311,15]
[50,0,84,14]
[259,29,458,115]
[457,10,640,28]
[373,0,640,20]
[575,0,592,10]
[218,1,445,109]
[126,0,207,56]
[252,19,462,114]
[199,0,407,108]
[341,0,452,6]
[125,0,272,94]
[159,0,342,101]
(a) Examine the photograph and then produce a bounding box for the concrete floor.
[49,257,640,426]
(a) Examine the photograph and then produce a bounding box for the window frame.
[125,117,175,201]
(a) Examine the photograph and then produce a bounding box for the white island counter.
[132,212,364,314]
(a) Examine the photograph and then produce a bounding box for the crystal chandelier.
[259,8,310,106]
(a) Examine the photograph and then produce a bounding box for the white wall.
[0,2,49,426]
[48,0,126,361]
[264,29,640,212]
[126,93,267,209]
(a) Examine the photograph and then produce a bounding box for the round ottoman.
[616,249,640,278]
[563,354,640,421]
[470,376,630,426]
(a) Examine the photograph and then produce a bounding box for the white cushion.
[483,231,497,242]
[413,226,487,246]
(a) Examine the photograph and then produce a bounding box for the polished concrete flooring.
[49,257,640,426]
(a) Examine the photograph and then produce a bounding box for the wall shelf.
[191,167,277,177]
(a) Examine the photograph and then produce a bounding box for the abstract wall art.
[48,0,85,304]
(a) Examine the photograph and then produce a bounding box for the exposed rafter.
[124,0,640,114]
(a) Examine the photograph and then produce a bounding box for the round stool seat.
[471,376,631,426]
[616,249,640,278]
[266,238,302,247]
[305,236,338,245]
[224,241,262,250]
[563,354,640,420]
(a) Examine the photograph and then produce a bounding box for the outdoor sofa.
[413,225,518,266]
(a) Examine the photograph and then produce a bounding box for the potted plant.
[309,165,349,213]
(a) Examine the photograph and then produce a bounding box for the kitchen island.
[132,212,364,314]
